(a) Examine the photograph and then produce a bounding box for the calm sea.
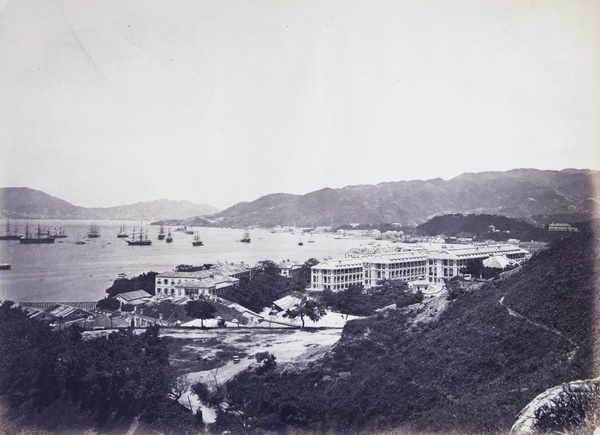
[0,220,387,302]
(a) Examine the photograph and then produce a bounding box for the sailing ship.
[166,230,173,243]
[88,224,101,238]
[19,222,55,244]
[125,226,152,246]
[51,225,68,238]
[240,229,251,243]
[0,219,20,240]
[158,224,166,240]
[192,232,204,246]
[117,223,129,238]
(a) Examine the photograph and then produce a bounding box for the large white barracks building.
[310,244,528,291]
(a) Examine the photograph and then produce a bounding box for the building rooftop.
[114,289,152,302]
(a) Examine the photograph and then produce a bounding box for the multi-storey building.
[426,244,528,284]
[310,258,364,291]
[310,244,529,291]
[548,223,578,232]
[362,252,428,287]
[278,260,302,277]
[155,262,255,299]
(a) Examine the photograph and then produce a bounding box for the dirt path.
[498,295,576,347]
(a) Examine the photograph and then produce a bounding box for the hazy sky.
[1,0,599,210]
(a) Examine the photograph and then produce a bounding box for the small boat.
[88,224,101,238]
[19,222,55,244]
[166,230,173,243]
[192,232,204,246]
[0,264,11,270]
[125,226,152,246]
[117,223,129,238]
[157,224,166,240]
[240,229,251,243]
[75,240,86,245]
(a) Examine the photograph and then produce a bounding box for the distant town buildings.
[548,223,578,232]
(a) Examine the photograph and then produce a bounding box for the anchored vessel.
[0,220,20,240]
[87,224,101,238]
[240,229,251,243]
[117,223,129,238]
[51,225,68,238]
[166,230,173,243]
[19,223,55,244]
[158,224,166,240]
[126,226,152,246]
[192,232,204,246]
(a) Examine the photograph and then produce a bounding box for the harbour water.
[0,220,387,302]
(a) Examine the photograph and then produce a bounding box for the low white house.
[114,290,152,307]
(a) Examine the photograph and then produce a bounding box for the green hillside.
[221,224,599,433]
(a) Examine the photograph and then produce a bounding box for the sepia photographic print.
[0,0,599,433]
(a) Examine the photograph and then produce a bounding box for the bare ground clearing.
[160,327,343,422]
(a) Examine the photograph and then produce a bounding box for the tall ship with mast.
[157,224,166,240]
[117,223,129,238]
[0,220,20,240]
[192,231,204,246]
[87,224,101,238]
[240,228,251,243]
[51,225,68,238]
[19,222,55,244]
[125,226,152,246]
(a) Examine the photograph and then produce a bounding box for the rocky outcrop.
[511,377,600,434]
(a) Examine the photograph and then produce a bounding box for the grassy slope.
[224,226,599,434]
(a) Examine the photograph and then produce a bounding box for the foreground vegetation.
[218,224,599,433]
[2,222,597,434]
[0,304,200,433]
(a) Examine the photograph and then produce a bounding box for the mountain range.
[1,168,598,226]
[185,168,599,227]
[0,187,219,221]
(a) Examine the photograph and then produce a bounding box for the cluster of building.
[154,262,256,299]
[310,243,529,291]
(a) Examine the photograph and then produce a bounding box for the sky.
[1,0,599,210]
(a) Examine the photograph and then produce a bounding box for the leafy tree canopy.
[184,299,216,327]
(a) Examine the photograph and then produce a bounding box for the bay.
[0,220,386,302]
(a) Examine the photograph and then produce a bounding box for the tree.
[288,258,320,292]
[97,297,120,311]
[105,271,158,298]
[254,352,277,374]
[461,259,484,279]
[284,299,326,328]
[258,260,281,277]
[184,299,216,327]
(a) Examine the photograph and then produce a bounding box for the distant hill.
[0,187,219,220]
[188,168,599,228]
[223,223,599,433]
[417,213,536,237]
[415,213,573,242]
